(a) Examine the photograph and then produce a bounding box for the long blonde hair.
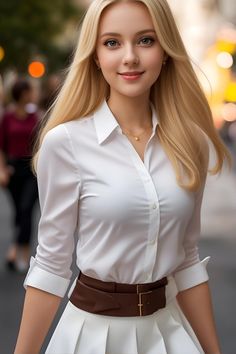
[34,0,231,191]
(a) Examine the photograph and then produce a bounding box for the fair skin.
[14,287,61,354]
[95,1,165,161]
[97,2,221,353]
[14,2,221,353]
[0,150,12,187]
[177,283,222,354]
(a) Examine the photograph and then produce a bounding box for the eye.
[104,39,119,48]
[139,37,155,46]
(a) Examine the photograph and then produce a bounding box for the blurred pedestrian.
[0,79,39,272]
[14,1,230,354]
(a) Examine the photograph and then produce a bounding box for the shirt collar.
[93,100,159,145]
[150,103,159,136]
[93,100,119,145]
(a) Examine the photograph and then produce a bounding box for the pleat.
[75,312,109,354]
[156,305,201,354]
[167,299,204,353]
[137,311,167,354]
[45,302,85,354]
[106,319,138,354]
[45,296,204,354]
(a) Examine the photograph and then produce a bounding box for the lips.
[118,71,145,81]
[119,71,144,76]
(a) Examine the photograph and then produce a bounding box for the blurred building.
[219,0,236,24]
[168,0,236,130]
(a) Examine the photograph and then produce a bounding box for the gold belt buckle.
[137,285,152,316]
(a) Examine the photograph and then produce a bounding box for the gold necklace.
[121,126,152,141]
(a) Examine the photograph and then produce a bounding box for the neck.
[107,94,152,130]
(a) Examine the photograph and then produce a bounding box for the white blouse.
[24,100,209,297]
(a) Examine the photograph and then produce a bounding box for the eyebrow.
[100,29,156,38]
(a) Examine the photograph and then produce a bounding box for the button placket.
[122,139,160,282]
[149,238,157,245]
[143,173,160,280]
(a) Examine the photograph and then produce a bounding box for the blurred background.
[0,0,236,353]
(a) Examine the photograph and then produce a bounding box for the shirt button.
[152,203,157,209]
[149,238,156,245]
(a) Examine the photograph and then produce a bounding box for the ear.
[162,53,169,66]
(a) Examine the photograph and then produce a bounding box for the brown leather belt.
[69,272,168,317]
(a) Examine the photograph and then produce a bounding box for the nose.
[122,44,139,65]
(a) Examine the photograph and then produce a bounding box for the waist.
[69,272,168,317]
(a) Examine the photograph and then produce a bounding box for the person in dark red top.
[0,79,39,272]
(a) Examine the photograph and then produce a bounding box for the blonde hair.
[33,0,231,191]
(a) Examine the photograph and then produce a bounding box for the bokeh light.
[28,61,45,78]
[225,81,236,102]
[221,103,236,122]
[0,46,5,61]
[216,40,236,54]
[216,52,233,69]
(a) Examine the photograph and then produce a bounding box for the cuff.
[174,256,210,292]
[23,256,71,298]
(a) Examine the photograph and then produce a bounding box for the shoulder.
[42,115,94,151]
[38,123,79,172]
[63,115,94,136]
[40,124,75,163]
[43,124,68,149]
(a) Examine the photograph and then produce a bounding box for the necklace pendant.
[134,136,140,141]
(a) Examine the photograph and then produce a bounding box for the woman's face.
[95,1,165,101]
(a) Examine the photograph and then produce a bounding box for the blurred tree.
[0,0,83,74]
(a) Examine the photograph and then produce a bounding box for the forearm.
[177,282,221,354]
[14,286,61,354]
[0,150,11,186]
[0,150,6,168]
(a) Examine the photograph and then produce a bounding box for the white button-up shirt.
[24,100,209,297]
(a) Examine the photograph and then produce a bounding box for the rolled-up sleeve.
[24,124,81,297]
[174,135,210,292]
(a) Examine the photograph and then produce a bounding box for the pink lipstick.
[119,71,144,80]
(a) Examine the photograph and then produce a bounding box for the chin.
[118,88,151,99]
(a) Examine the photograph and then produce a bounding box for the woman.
[14,1,230,353]
[0,79,38,272]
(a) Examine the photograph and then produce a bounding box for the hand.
[0,166,14,187]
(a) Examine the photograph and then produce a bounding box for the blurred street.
[0,0,236,353]
[0,162,236,353]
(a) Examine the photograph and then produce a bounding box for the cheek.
[146,51,164,72]
[97,49,119,73]
[101,59,116,73]
[146,57,164,84]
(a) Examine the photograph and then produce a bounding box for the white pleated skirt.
[45,277,204,354]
